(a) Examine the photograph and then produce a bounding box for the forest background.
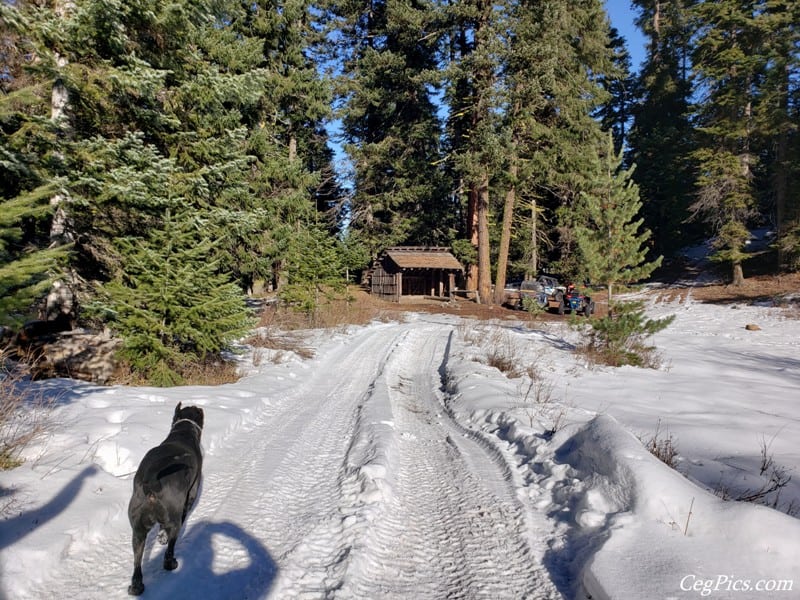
[2,0,799,382]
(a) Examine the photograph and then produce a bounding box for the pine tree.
[492,0,557,299]
[332,0,450,259]
[580,299,674,367]
[759,0,800,269]
[0,134,68,327]
[629,0,698,257]
[0,1,70,327]
[572,134,671,368]
[689,0,765,285]
[527,0,615,280]
[442,0,507,303]
[279,225,346,322]
[96,210,254,386]
[574,134,662,305]
[494,0,616,288]
[0,246,68,328]
[597,26,634,156]
[228,0,342,290]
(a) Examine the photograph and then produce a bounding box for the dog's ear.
[173,402,183,422]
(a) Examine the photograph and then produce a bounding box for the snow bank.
[446,303,800,600]
[555,415,799,600]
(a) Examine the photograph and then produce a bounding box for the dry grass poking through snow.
[640,419,798,516]
[0,361,53,472]
[640,420,681,470]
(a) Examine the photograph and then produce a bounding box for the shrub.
[462,323,525,378]
[714,434,796,515]
[574,300,674,367]
[278,227,349,323]
[0,365,52,470]
[92,212,255,386]
[521,295,546,321]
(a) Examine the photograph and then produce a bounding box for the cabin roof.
[382,247,463,271]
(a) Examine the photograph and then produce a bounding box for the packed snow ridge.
[1,296,799,599]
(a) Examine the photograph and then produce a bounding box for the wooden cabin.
[369,247,464,302]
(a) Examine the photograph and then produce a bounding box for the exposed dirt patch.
[374,295,540,322]
[263,264,800,331]
[653,271,800,307]
[365,269,800,322]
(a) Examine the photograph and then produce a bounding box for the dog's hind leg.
[162,524,180,571]
[128,526,147,596]
[163,538,179,571]
[182,477,201,523]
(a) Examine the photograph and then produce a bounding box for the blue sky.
[605,0,647,72]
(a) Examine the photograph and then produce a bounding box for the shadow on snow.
[134,519,277,599]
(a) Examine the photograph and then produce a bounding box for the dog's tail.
[142,462,190,502]
[142,480,162,503]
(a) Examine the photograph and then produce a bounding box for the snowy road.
[252,321,559,598]
[19,318,562,599]
[8,301,800,600]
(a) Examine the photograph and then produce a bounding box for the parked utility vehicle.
[506,276,594,317]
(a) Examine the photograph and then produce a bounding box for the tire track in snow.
[339,324,561,599]
[190,324,411,599]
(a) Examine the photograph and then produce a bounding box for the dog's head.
[172,402,204,430]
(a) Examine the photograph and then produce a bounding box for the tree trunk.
[49,0,75,246]
[653,1,661,36]
[494,167,517,305]
[775,64,790,267]
[49,59,71,244]
[477,171,492,305]
[529,197,538,278]
[466,184,479,292]
[731,262,744,286]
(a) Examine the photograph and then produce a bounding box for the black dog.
[127,402,204,596]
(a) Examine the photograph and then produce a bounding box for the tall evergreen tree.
[0,1,70,327]
[575,133,662,304]
[629,0,698,258]
[235,0,341,288]
[598,26,635,156]
[759,0,800,269]
[492,0,566,297]
[443,0,506,303]
[331,0,449,261]
[689,0,766,285]
[532,0,615,279]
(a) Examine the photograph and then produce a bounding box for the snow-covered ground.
[1,293,799,599]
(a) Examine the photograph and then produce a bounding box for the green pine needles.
[572,134,673,368]
[574,134,662,305]
[95,211,254,386]
[577,300,675,368]
[278,226,347,322]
